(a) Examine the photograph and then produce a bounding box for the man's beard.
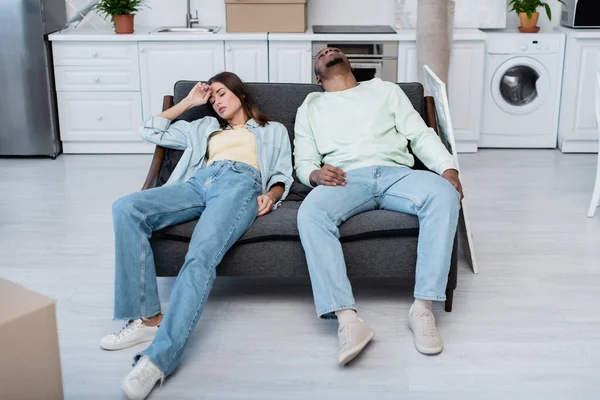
[325,57,344,68]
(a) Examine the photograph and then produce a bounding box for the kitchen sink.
[151,26,221,34]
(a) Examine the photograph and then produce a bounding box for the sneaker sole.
[100,335,156,351]
[338,329,375,366]
[121,383,136,400]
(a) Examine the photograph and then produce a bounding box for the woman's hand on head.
[257,194,274,217]
[185,82,212,107]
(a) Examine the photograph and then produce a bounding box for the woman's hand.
[184,82,212,107]
[257,194,275,216]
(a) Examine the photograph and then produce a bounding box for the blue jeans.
[111,160,261,376]
[296,166,460,319]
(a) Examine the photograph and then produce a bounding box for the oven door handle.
[349,61,383,68]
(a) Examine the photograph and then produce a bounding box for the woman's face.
[209,82,243,122]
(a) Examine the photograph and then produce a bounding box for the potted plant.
[508,0,565,33]
[92,0,147,34]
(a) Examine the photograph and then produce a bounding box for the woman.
[100,72,293,400]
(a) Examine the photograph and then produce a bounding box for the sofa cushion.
[153,201,419,244]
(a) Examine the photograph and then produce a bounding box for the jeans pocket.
[230,163,261,183]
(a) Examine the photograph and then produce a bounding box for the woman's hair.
[207,72,270,129]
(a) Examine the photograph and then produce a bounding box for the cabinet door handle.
[97,116,103,121]
[305,48,310,52]
[140,48,145,53]
[226,46,232,52]
[93,77,100,83]
[92,52,98,57]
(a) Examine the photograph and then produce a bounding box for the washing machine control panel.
[486,35,561,55]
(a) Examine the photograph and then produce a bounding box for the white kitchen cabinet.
[53,42,139,67]
[268,41,312,84]
[225,41,268,83]
[398,41,485,153]
[57,91,142,142]
[54,66,140,92]
[139,42,225,117]
[53,41,147,154]
[558,32,600,153]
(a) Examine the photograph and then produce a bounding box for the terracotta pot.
[519,12,539,30]
[113,14,134,34]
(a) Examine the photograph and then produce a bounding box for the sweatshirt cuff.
[436,160,459,176]
[296,166,317,188]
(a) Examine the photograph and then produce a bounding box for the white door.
[139,42,225,117]
[397,41,485,150]
[268,41,312,83]
[225,41,268,83]
[447,42,485,147]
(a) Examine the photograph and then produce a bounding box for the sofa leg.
[445,289,454,312]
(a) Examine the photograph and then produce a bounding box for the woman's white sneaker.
[122,356,164,400]
[100,319,158,351]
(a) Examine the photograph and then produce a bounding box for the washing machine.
[480,31,566,148]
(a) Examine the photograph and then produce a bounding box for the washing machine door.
[491,57,550,115]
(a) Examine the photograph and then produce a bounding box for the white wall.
[65,0,564,31]
[308,0,396,26]
[66,0,226,28]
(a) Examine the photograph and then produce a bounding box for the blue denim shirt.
[140,116,294,202]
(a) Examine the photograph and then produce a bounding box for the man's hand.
[441,169,464,201]
[257,194,275,216]
[309,164,346,187]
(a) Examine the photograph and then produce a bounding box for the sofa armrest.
[141,95,174,190]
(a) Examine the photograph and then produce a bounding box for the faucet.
[186,0,200,28]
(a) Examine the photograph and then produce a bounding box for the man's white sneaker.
[100,319,158,351]
[338,318,375,366]
[122,357,164,400]
[408,306,443,355]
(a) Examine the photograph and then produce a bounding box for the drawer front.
[57,92,142,141]
[55,66,140,91]
[53,42,139,67]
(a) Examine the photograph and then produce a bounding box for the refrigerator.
[0,0,66,157]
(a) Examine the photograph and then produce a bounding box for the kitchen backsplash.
[65,0,563,30]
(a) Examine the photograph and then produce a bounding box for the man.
[294,48,463,365]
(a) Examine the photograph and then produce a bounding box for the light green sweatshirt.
[293,78,457,187]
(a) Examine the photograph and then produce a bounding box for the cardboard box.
[225,0,307,33]
[0,279,63,400]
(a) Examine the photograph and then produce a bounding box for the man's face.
[314,47,349,81]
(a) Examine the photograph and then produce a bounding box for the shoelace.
[339,324,352,348]
[114,319,141,339]
[414,311,437,338]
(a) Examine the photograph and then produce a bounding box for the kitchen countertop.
[49,26,487,42]
[556,26,600,39]
[269,27,487,41]
[48,26,268,41]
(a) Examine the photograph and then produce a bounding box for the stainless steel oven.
[311,41,398,84]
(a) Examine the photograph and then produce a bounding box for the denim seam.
[380,191,425,210]
[317,304,357,319]
[331,194,375,223]
[137,203,203,318]
[162,186,256,376]
[414,293,446,301]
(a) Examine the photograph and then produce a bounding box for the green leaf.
[543,3,552,20]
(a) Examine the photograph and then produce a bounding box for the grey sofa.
[142,81,458,312]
